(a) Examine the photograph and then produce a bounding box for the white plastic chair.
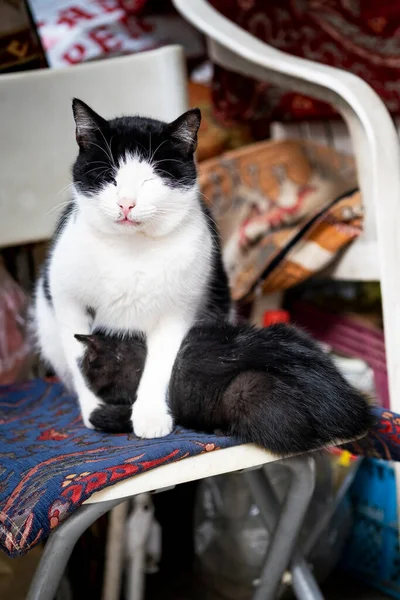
[173,0,400,416]
[0,47,320,600]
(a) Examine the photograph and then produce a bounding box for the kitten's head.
[75,332,146,403]
[71,99,201,237]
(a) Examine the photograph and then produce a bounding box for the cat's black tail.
[219,368,372,455]
[169,323,374,455]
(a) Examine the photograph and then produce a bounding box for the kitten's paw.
[90,405,133,433]
[132,402,173,438]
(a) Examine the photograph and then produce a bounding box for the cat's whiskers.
[152,167,175,180]
[45,200,74,217]
[95,125,117,170]
[155,200,203,212]
[153,158,186,167]
[84,165,112,177]
[149,133,152,163]
[149,168,194,191]
[94,167,114,182]
[198,190,216,208]
[84,159,110,168]
[109,135,115,164]
[56,181,77,197]
[85,140,116,166]
[149,139,170,165]
[130,140,149,161]
[156,203,220,237]
[153,202,217,221]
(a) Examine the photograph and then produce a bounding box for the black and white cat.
[32,99,231,438]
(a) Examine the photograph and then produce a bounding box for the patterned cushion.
[0,380,396,557]
[0,380,238,557]
[199,140,360,301]
[344,407,400,462]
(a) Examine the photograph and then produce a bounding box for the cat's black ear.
[72,98,107,149]
[167,108,201,155]
[74,334,101,362]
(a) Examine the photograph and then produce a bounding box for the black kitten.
[76,331,147,405]
[76,323,373,454]
[75,331,146,434]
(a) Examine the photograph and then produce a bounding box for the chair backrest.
[0,46,187,247]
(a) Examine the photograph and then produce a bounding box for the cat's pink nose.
[118,199,136,218]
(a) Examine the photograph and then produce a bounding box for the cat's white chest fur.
[50,213,212,334]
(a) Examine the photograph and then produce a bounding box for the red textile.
[210,0,400,125]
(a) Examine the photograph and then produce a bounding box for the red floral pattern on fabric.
[0,380,232,557]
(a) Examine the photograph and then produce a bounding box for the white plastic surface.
[0,46,188,247]
[173,0,400,413]
[85,444,276,504]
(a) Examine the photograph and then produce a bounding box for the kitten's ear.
[72,98,107,149]
[74,334,101,362]
[167,108,201,155]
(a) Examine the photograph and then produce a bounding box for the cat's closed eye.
[141,178,155,187]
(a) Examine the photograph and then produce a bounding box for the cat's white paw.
[78,389,101,430]
[82,413,96,430]
[132,402,173,438]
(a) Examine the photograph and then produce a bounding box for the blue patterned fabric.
[0,380,239,557]
[0,380,397,557]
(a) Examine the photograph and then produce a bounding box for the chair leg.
[291,557,325,600]
[102,501,131,600]
[27,498,125,600]
[245,455,324,600]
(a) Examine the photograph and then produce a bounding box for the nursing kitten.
[77,324,373,454]
[32,99,231,437]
